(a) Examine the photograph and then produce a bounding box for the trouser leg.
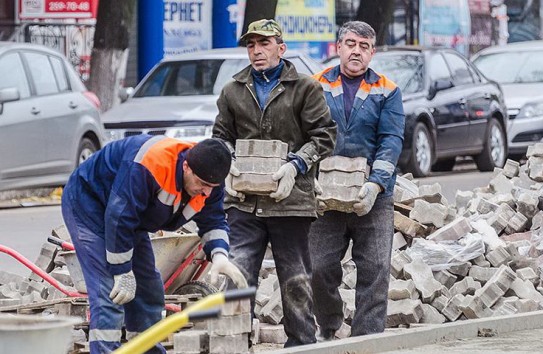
[62,202,123,354]
[268,216,316,347]
[124,233,166,354]
[349,196,394,336]
[308,211,349,337]
[225,208,268,302]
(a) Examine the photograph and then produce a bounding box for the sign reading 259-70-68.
[19,0,99,20]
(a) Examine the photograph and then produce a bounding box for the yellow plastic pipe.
[113,292,225,354]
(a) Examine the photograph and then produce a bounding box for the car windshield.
[370,53,424,94]
[134,59,248,97]
[473,50,543,84]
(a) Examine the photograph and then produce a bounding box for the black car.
[323,46,509,177]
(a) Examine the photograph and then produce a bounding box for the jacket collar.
[323,65,380,85]
[233,58,299,84]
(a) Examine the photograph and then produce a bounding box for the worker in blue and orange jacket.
[61,135,247,354]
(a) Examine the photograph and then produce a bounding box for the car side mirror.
[0,87,20,114]
[428,79,453,100]
[119,87,134,103]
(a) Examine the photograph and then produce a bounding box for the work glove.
[109,270,136,305]
[352,182,381,217]
[270,162,297,202]
[224,163,245,202]
[210,253,248,289]
[314,178,327,215]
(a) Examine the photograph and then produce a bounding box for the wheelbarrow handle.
[47,236,75,251]
[224,286,257,301]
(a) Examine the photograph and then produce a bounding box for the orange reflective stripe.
[138,138,196,205]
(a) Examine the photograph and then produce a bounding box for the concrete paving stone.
[504,212,529,235]
[395,175,420,198]
[173,329,208,353]
[388,279,419,300]
[433,270,457,289]
[403,259,442,303]
[489,193,516,208]
[492,301,518,317]
[208,313,252,336]
[499,231,533,243]
[409,200,448,228]
[455,190,474,211]
[449,277,481,297]
[460,295,494,319]
[319,170,365,187]
[335,322,351,339]
[506,278,543,304]
[475,265,516,308]
[232,173,277,194]
[477,198,500,215]
[319,155,368,172]
[471,255,491,267]
[234,156,284,174]
[221,299,251,316]
[515,298,540,312]
[392,232,407,250]
[251,318,260,345]
[419,303,446,324]
[448,262,471,277]
[342,268,357,290]
[516,191,539,219]
[390,250,413,279]
[489,173,514,194]
[258,324,287,345]
[427,217,472,242]
[235,139,288,158]
[318,185,359,213]
[530,211,543,230]
[442,294,465,321]
[503,159,520,178]
[430,295,449,312]
[386,299,424,327]
[258,287,283,325]
[469,266,499,284]
[516,267,539,285]
[486,246,512,267]
[0,271,25,287]
[209,333,249,354]
[393,211,428,238]
[0,298,21,307]
[340,288,356,321]
[528,156,543,182]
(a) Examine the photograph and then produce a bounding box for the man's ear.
[183,160,189,173]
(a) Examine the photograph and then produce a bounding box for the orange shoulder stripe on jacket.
[139,138,196,195]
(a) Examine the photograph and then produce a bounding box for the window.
[50,56,69,92]
[0,52,30,98]
[443,52,474,86]
[23,52,59,95]
[428,53,451,83]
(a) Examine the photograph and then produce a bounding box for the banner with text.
[18,0,98,20]
[163,0,212,57]
[275,0,335,61]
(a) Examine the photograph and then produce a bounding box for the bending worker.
[61,135,247,354]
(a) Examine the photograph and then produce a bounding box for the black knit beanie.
[186,138,232,184]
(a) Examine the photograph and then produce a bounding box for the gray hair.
[337,21,376,43]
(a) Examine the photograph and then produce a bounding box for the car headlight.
[165,125,213,142]
[516,101,543,119]
[105,130,124,143]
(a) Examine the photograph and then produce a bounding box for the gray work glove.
[224,163,245,202]
[352,182,381,216]
[270,162,297,202]
[109,270,136,305]
[314,178,327,215]
[210,253,248,289]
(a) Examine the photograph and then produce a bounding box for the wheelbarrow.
[0,232,219,312]
[50,232,215,297]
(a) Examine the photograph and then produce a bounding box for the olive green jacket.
[213,59,337,217]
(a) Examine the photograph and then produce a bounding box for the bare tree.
[356,0,395,45]
[88,0,135,112]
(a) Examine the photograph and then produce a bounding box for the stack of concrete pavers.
[172,299,252,354]
[232,139,288,195]
[317,155,368,212]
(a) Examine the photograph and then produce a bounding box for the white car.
[472,41,543,158]
[102,48,323,143]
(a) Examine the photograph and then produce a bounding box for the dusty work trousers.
[62,197,166,354]
[226,208,317,347]
[309,196,394,337]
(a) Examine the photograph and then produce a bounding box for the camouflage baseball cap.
[240,19,283,41]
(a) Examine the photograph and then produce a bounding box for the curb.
[268,311,543,353]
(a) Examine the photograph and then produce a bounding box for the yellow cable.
[113,292,225,354]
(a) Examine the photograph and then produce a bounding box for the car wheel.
[475,118,506,171]
[77,137,97,166]
[432,158,456,172]
[407,122,433,177]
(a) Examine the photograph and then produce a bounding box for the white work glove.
[210,253,248,289]
[109,270,136,305]
[352,182,381,217]
[270,162,297,202]
[224,163,245,202]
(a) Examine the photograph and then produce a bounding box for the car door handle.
[68,101,78,109]
[31,107,40,115]
[483,92,491,100]
[458,98,467,105]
